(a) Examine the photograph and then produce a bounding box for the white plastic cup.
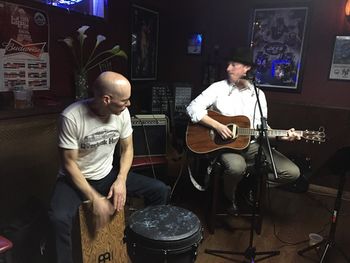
[309,233,323,247]
[13,88,33,109]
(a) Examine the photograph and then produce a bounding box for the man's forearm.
[118,146,133,182]
[64,159,101,201]
[200,115,221,130]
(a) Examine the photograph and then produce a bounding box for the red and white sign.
[0,1,50,91]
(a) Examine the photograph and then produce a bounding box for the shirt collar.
[227,79,252,92]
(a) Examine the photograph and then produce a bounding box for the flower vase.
[74,71,89,100]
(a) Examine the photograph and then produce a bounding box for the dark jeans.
[48,168,170,263]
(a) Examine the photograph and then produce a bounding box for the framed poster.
[329,35,350,81]
[131,5,158,80]
[250,6,309,92]
[0,1,50,91]
[187,33,203,55]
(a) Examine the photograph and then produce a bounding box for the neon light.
[49,0,83,6]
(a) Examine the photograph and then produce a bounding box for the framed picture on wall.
[131,5,158,80]
[187,33,203,55]
[250,6,309,92]
[329,35,350,81]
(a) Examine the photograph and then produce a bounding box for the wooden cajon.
[75,201,128,263]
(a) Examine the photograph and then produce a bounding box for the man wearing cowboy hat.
[186,47,300,213]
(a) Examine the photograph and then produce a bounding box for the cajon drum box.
[74,202,128,263]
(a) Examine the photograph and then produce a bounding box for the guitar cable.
[169,151,185,201]
[134,115,157,179]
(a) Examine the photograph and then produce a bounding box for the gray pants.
[220,142,300,202]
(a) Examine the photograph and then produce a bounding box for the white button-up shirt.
[186,80,268,129]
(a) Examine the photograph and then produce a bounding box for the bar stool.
[207,161,266,235]
[0,235,13,263]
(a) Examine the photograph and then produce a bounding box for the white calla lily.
[62,37,73,48]
[77,25,89,35]
[111,45,120,51]
[96,35,106,47]
[59,25,127,75]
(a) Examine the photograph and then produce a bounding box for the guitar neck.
[237,128,302,138]
[186,112,325,154]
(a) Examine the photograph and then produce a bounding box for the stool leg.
[208,163,222,234]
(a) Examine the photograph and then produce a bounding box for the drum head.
[125,205,202,262]
[127,205,201,241]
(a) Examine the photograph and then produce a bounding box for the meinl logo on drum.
[98,251,113,262]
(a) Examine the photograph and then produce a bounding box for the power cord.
[265,185,334,249]
[169,152,185,201]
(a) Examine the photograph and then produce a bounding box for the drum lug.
[192,243,199,262]
[131,242,137,256]
[162,249,168,263]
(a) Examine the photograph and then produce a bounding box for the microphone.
[244,68,256,82]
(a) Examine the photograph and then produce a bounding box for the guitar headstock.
[302,127,326,143]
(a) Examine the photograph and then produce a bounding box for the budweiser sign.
[4,39,46,58]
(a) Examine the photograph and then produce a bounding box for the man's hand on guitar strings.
[216,122,233,140]
[279,128,301,141]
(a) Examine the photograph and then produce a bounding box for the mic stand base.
[205,162,280,263]
[298,239,349,263]
[205,246,280,263]
[298,169,350,262]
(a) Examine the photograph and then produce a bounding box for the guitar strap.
[188,154,218,191]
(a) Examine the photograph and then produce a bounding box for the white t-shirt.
[58,100,133,180]
[186,79,267,129]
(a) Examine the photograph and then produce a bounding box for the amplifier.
[131,115,167,157]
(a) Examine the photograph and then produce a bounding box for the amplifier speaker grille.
[131,116,167,157]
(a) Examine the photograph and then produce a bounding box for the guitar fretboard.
[237,127,303,138]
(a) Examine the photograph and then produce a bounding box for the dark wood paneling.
[269,102,350,178]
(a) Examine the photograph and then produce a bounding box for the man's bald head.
[90,71,131,116]
[93,71,130,98]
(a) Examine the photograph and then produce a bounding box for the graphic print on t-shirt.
[80,129,119,149]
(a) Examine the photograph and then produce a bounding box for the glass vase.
[74,71,88,100]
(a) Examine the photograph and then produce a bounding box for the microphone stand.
[205,77,280,262]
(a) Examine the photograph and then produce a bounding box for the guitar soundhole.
[214,134,235,145]
[213,124,236,145]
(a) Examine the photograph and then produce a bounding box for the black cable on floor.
[265,187,332,249]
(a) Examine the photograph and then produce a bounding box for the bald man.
[48,72,170,263]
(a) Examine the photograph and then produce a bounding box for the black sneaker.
[245,189,255,207]
[227,201,239,216]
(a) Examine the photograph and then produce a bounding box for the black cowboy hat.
[226,47,255,67]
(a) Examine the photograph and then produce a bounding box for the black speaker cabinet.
[131,115,167,157]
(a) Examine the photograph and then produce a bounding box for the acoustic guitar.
[186,110,326,154]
